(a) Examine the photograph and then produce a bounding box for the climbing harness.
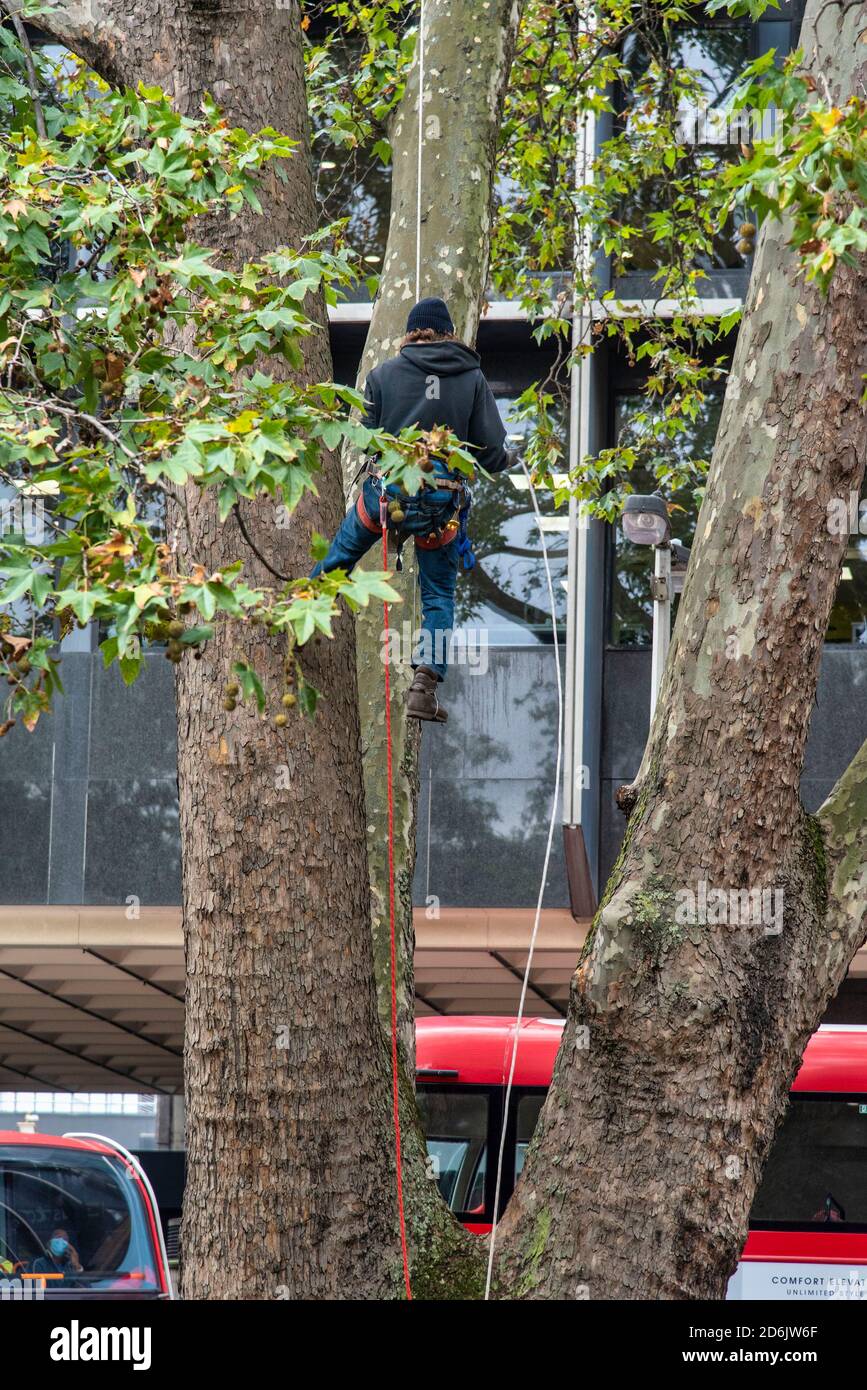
[483,462,564,1300]
[456,495,475,571]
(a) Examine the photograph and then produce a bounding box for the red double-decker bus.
[416,1017,867,1300]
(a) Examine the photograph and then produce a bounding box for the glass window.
[308,28,392,280]
[454,396,568,645]
[0,1143,160,1292]
[610,389,721,646]
[611,387,867,647]
[415,1088,488,1214]
[515,1093,545,1179]
[750,1098,867,1227]
[0,483,57,642]
[615,24,754,276]
[828,493,867,643]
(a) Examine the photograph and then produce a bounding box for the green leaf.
[231,659,266,712]
[119,646,142,685]
[310,532,329,563]
[296,680,320,719]
[179,624,214,645]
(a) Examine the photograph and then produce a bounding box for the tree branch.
[2,3,46,138]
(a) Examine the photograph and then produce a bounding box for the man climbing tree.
[314,295,513,724]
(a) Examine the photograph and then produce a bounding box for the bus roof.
[416,1016,565,1087]
[416,1019,867,1093]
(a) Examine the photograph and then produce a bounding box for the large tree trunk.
[495,0,867,1300]
[45,0,394,1300]
[47,0,484,1299]
[352,0,523,1060]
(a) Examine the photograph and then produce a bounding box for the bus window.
[416,1090,488,1213]
[750,1098,867,1227]
[0,1143,161,1294]
[515,1094,545,1179]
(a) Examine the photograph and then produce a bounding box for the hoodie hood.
[400,341,480,377]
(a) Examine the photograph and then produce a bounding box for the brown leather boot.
[406,665,447,723]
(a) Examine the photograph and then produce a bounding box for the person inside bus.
[811,1192,845,1223]
[311,296,513,724]
[33,1227,83,1280]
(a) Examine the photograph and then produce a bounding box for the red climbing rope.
[380,493,413,1301]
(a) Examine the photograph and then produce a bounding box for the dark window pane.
[616,25,754,275]
[751,1099,867,1227]
[827,493,867,643]
[416,1088,488,1214]
[515,1093,545,1179]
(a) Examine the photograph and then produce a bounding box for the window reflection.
[616,23,754,275]
[829,517,867,644]
[454,397,568,644]
[309,29,392,281]
[750,1099,867,1227]
[416,1089,488,1215]
[611,388,867,646]
[610,389,721,646]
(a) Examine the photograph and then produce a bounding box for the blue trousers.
[313,478,459,681]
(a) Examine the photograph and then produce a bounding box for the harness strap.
[415,517,459,550]
[356,491,382,534]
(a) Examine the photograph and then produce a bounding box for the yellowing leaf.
[813,108,843,134]
[226,411,258,434]
[133,582,163,609]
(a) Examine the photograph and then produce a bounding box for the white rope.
[415,0,425,300]
[484,458,565,1300]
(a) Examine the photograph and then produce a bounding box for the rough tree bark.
[45,0,479,1299]
[494,0,867,1300]
[351,0,523,1061]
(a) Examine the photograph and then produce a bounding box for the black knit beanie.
[406,297,454,335]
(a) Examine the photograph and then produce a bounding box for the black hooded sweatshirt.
[362,340,513,478]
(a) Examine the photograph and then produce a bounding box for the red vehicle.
[0,1131,173,1299]
[416,1017,867,1299]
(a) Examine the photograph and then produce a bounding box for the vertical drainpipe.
[561,88,599,923]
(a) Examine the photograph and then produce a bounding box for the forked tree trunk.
[49,0,485,1300]
[351,0,523,1059]
[494,0,867,1300]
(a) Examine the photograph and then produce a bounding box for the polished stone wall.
[598,646,867,888]
[0,645,566,910]
[0,651,180,909]
[4,639,865,910]
[412,647,568,910]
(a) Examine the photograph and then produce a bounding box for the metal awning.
[0,908,183,1093]
[2,905,865,1092]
